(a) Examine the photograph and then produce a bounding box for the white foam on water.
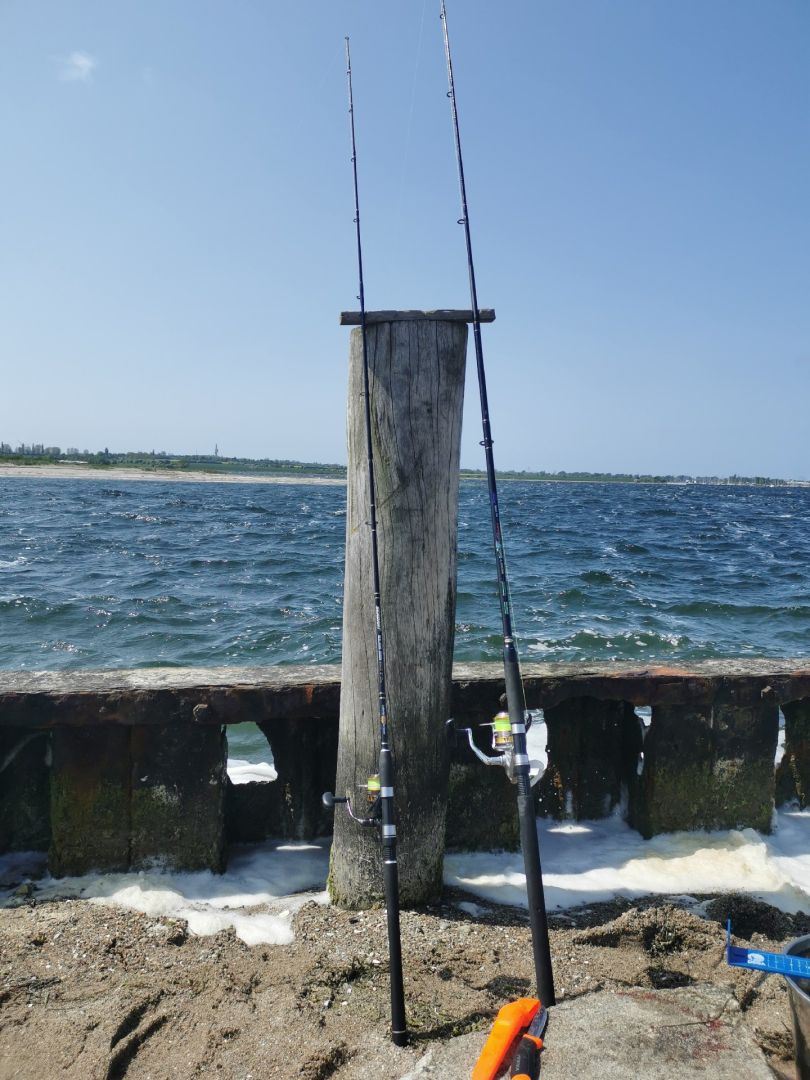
[776,708,787,766]
[445,809,810,915]
[0,557,27,570]
[6,811,810,944]
[455,900,488,918]
[1,841,330,946]
[765,810,810,901]
[227,758,277,784]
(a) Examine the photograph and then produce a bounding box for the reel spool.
[454,708,544,786]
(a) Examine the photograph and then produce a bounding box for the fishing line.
[439,0,556,1008]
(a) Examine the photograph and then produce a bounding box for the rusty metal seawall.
[1,661,809,875]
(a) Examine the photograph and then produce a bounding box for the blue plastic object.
[726,920,810,979]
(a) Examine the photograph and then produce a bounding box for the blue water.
[1,478,809,672]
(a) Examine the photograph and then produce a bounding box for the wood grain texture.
[339,309,494,325]
[329,319,468,907]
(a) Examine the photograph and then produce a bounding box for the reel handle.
[322,791,348,809]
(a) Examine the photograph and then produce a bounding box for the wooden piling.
[329,312,471,907]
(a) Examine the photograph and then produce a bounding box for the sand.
[0,887,801,1079]
[0,464,345,486]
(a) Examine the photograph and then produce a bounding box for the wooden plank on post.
[339,308,495,325]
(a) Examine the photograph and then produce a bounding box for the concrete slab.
[399,984,777,1079]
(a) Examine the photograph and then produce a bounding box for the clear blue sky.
[2,1,808,477]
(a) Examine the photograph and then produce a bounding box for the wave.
[579,569,634,588]
[0,596,74,619]
[188,557,241,568]
[119,512,164,524]
[614,541,650,555]
[557,587,587,602]
[2,478,810,670]
[525,629,689,655]
[662,600,789,618]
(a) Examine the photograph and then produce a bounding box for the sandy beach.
[0,887,798,1079]
[0,464,345,486]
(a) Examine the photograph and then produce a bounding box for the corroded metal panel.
[537,698,642,821]
[776,698,810,807]
[130,723,226,872]
[2,664,808,868]
[0,728,50,852]
[2,661,809,728]
[49,727,131,875]
[633,701,778,837]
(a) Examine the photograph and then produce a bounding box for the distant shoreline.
[0,464,345,486]
[0,462,807,489]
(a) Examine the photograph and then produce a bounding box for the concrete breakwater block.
[399,984,775,1079]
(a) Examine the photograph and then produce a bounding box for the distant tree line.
[462,468,799,486]
[0,443,348,477]
[0,442,801,486]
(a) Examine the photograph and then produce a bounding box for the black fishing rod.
[326,36,408,1047]
[439,0,556,1008]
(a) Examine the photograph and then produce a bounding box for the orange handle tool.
[471,997,540,1080]
[510,1004,548,1079]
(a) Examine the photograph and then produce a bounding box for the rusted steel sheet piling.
[776,698,810,808]
[49,724,226,876]
[536,698,642,821]
[632,701,778,838]
[2,661,810,873]
[0,728,50,853]
[129,723,226,872]
[49,727,132,875]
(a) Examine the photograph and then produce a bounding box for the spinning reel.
[454,709,545,786]
[323,772,383,827]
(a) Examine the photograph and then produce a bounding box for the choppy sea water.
[1,478,809,673]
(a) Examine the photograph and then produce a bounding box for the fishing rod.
[439,0,556,1008]
[322,36,408,1048]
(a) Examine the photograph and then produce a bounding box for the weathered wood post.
[329,310,485,908]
